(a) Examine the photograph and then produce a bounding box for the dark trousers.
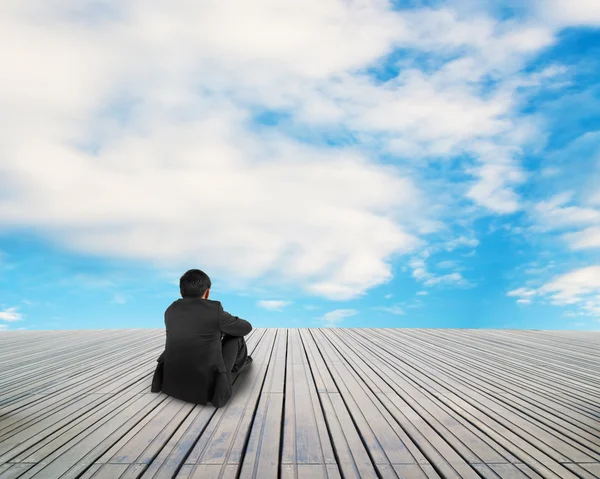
[221,334,248,384]
[153,335,248,392]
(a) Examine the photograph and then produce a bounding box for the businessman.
[150,269,253,408]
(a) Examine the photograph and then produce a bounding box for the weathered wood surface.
[0,328,598,478]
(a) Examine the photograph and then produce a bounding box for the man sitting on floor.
[150,269,253,408]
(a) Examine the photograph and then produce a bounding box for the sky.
[1,0,599,332]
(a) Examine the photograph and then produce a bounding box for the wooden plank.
[441,330,600,394]
[2,329,261,478]
[384,329,600,451]
[577,462,600,477]
[109,329,274,479]
[238,329,287,478]
[175,329,276,478]
[0,330,164,411]
[326,329,483,478]
[484,330,600,360]
[300,329,379,479]
[345,329,584,477]
[280,329,340,478]
[280,463,342,479]
[415,329,599,395]
[65,330,266,478]
[534,330,600,350]
[310,329,447,479]
[0,462,36,479]
[78,463,129,478]
[411,329,600,419]
[0,330,157,393]
[8,392,163,478]
[393,329,600,447]
[177,463,238,479]
[358,329,591,479]
[333,328,528,479]
[418,329,600,402]
[72,463,102,478]
[0,335,167,460]
[1,329,255,433]
[0,330,115,361]
[92,398,195,465]
[0,328,597,479]
[0,345,166,451]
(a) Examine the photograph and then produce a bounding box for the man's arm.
[218,302,252,337]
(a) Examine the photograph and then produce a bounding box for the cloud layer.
[0,0,597,307]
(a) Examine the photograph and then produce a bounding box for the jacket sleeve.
[218,302,252,337]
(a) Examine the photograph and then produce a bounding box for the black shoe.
[232,356,252,374]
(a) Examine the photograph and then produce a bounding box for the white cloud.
[527,193,600,253]
[538,266,600,305]
[509,266,600,317]
[409,258,426,268]
[523,261,556,275]
[1,0,445,302]
[409,250,470,288]
[437,260,458,269]
[257,300,292,311]
[320,309,358,327]
[465,153,528,214]
[412,268,429,281]
[373,304,405,315]
[445,236,480,251]
[532,193,600,231]
[0,1,567,301]
[0,307,23,322]
[563,227,600,250]
[416,290,428,296]
[507,287,538,306]
[580,300,600,318]
[507,287,537,298]
[423,272,464,286]
[538,0,600,27]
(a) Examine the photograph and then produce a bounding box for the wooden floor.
[0,328,599,479]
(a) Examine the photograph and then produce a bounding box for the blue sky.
[1,0,599,332]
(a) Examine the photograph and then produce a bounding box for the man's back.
[158,297,252,406]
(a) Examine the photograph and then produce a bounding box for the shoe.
[232,356,252,374]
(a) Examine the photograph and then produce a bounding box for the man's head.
[180,269,211,299]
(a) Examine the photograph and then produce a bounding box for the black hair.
[180,269,211,298]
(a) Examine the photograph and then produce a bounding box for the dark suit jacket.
[150,297,252,407]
